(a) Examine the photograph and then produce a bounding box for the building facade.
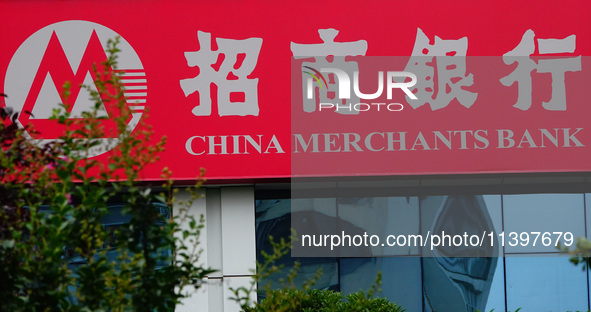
[2,1,591,311]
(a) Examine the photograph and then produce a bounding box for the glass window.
[505,256,588,311]
[337,197,420,256]
[340,257,422,311]
[256,199,339,291]
[503,194,585,254]
[584,193,591,240]
[484,258,506,312]
[423,257,499,312]
[255,192,591,311]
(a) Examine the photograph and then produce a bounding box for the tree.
[0,38,213,311]
[230,235,405,312]
[560,237,591,270]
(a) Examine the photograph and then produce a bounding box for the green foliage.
[0,38,213,311]
[243,287,404,312]
[559,237,591,271]
[230,234,404,312]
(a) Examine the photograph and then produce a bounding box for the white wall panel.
[221,187,256,276]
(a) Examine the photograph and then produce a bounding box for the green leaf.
[2,240,15,248]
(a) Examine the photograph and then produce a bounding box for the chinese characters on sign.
[291,28,368,115]
[180,31,263,117]
[177,28,582,117]
[403,28,477,111]
[500,29,581,111]
[289,28,581,113]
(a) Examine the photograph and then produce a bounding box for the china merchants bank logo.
[3,20,146,157]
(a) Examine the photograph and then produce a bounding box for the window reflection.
[503,194,585,254]
[340,257,422,311]
[256,199,339,291]
[506,257,587,311]
[255,193,590,312]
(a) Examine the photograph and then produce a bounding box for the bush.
[244,288,405,312]
[231,235,404,312]
[0,38,213,311]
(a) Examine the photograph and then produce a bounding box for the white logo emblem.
[4,20,146,157]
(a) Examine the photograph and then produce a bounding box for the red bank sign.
[0,0,590,181]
